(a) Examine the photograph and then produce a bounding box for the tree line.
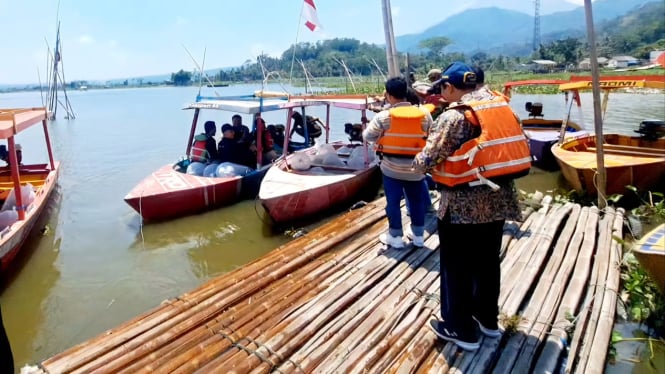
[169,2,664,86]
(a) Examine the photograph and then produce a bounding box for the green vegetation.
[164,1,663,90]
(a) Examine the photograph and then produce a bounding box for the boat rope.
[139,188,145,248]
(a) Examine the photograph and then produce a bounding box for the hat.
[221,124,234,133]
[438,62,477,88]
[427,68,441,79]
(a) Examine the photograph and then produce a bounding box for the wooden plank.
[586,146,665,158]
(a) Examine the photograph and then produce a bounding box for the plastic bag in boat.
[2,183,36,211]
[202,162,220,178]
[289,152,311,171]
[0,209,18,230]
[186,162,206,176]
[311,141,337,164]
[347,146,376,170]
[215,162,252,177]
[320,152,346,167]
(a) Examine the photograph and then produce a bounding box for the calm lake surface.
[0,84,663,369]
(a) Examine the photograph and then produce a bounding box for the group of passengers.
[184,114,278,177]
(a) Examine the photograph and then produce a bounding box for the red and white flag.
[303,0,322,32]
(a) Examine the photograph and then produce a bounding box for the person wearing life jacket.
[363,76,433,250]
[412,61,524,352]
[251,115,278,165]
[189,120,219,164]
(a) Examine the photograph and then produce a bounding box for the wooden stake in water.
[584,0,607,208]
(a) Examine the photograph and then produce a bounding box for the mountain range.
[395,0,656,55]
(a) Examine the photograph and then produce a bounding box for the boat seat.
[586,146,665,158]
[601,144,665,154]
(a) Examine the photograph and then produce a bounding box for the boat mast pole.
[381,0,399,77]
[583,0,607,208]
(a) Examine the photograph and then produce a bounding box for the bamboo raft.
[26,195,624,373]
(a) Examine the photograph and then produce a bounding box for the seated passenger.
[267,124,286,152]
[251,116,278,164]
[190,121,219,164]
[231,114,252,145]
[218,124,255,169]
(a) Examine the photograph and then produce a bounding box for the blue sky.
[0,0,587,85]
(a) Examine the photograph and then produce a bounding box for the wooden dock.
[26,195,624,373]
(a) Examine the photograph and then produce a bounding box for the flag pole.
[289,2,306,85]
[583,0,607,208]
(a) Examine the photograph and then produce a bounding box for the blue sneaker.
[429,319,480,351]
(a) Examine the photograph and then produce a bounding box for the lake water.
[0,84,663,369]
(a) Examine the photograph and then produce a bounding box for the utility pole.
[381,0,400,77]
[533,0,541,51]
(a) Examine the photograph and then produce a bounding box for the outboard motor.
[525,102,544,118]
[634,120,665,141]
[344,123,363,143]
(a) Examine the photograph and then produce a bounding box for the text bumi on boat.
[551,76,665,196]
[502,79,586,170]
[0,107,59,275]
[258,94,383,224]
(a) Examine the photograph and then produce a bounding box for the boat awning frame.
[0,108,48,139]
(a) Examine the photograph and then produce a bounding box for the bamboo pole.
[584,209,623,373]
[574,208,617,373]
[563,207,604,373]
[532,206,591,372]
[583,0,607,207]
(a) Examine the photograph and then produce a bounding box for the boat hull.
[633,224,665,293]
[259,148,380,224]
[124,164,245,221]
[0,163,59,274]
[552,134,665,195]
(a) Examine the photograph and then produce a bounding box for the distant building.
[607,55,640,69]
[578,57,609,70]
[650,50,664,64]
[525,59,557,73]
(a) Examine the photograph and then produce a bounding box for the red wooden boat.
[0,107,59,274]
[259,97,381,224]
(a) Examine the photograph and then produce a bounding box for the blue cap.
[438,61,477,88]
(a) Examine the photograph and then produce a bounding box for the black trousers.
[438,215,504,339]
[0,305,13,374]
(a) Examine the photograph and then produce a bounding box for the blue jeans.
[406,178,432,212]
[383,174,426,237]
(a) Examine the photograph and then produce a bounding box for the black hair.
[384,76,408,100]
[405,88,421,105]
[473,66,485,84]
[204,120,216,132]
[232,114,241,120]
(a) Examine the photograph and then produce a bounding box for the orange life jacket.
[190,134,210,163]
[431,96,531,190]
[375,105,428,157]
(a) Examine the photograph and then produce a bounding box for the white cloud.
[78,35,94,44]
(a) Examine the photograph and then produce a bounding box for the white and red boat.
[259,97,381,224]
[124,92,332,222]
[0,107,59,274]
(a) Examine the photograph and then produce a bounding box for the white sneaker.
[379,233,405,249]
[405,230,425,247]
